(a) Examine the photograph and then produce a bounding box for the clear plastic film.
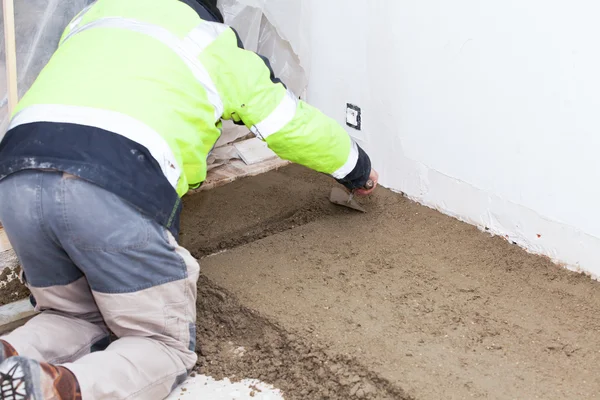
[215,0,311,161]
[218,0,310,99]
[0,0,94,134]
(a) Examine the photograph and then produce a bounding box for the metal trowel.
[329,180,374,212]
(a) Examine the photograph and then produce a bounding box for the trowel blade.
[329,187,367,213]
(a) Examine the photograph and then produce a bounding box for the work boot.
[0,340,18,363]
[0,356,81,400]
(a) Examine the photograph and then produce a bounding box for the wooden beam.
[0,299,35,334]
[3,0,18,114]
[0,226,16,274]
[0,227,12,253]
[191,157,290,193]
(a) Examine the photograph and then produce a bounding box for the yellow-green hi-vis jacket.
[0,0,372,236]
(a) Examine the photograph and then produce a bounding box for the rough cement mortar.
[196,275,411,400]
[180,165,350,258]
[196,166,600,399]
[0,267,29,307]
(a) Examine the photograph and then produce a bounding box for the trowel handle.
[364,180,374,190]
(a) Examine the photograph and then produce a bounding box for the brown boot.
[0,356,81,400]
[0,340,18,362]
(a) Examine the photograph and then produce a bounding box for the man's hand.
[354,169,379,196]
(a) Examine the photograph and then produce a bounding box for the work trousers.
[0,170,199,399]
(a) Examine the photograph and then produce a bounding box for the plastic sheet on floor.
[166,374,284,400]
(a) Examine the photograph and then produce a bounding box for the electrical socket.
[346,103,361,130]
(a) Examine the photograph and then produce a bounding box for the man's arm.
[201,27,376,191]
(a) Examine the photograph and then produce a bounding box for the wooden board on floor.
[0,226,16,273]
[0,299,35,334]
[0,227,12,253]
[191,157,290,193]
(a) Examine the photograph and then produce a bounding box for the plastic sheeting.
[0,0,311,169]
[218,0,310,98]
[0,0,93,133]
[215,0,311,160]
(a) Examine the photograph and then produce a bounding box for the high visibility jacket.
[0,0,371,236]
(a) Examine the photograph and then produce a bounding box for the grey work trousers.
[0,170,199,399]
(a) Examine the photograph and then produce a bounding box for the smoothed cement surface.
[1,165,597,399]
[185,165,600,400]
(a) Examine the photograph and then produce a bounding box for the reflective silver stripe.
[8,105,181,189]
[250,90,298,140]
[183,22,228,58]
[61,18,225,121]
[332,140,359,179]
[63,1,97,37]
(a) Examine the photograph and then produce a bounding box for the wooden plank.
[0,252,17,277]
[0,225,15,273]
[3,0,19,113]
[192,157,290,193]
[0,227,12,252]
[0,299,35,334]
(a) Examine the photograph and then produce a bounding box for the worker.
[0,0,378,399]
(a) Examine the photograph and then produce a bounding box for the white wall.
[305,0,600,278]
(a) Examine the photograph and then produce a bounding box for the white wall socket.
[346,103,361,130]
